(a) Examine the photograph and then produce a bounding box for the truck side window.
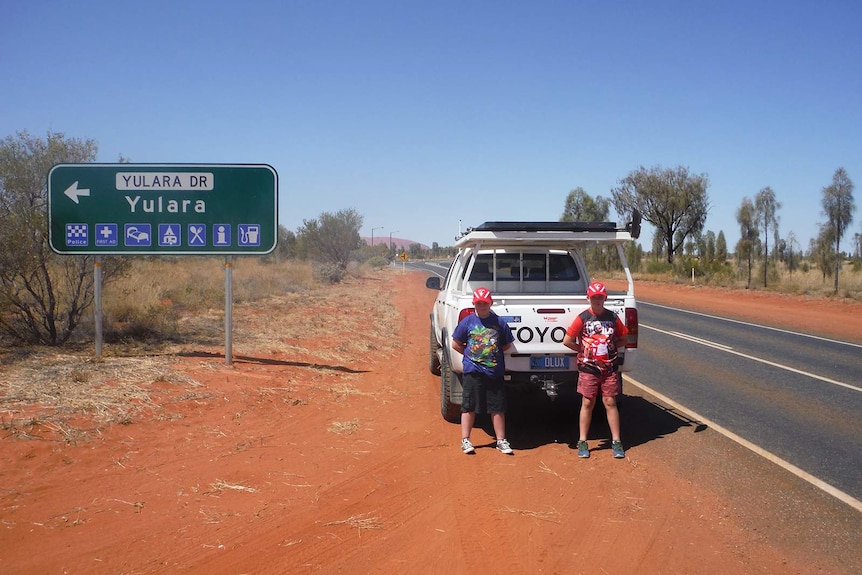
[470,261,492,281]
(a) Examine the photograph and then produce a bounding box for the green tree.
[650,230,666,261]
[754,186,781,287]
[735,197,759,289]
[810,225,837,283]
[715,230,728,263]
[0,131,129,344]
[295,208,363,269]
[704,230,716,263]
[785,231,799,275]
[820,168,856,293]
[625,241,643,272]
[611,165,710,264]
[560,187,613,269]
[262,224,296,263]
[560,187,610,222]
[408,242,424,260]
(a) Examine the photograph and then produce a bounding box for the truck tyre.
[440,350,461,423]
[429,324,442,376]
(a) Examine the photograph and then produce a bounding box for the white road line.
[623,374,862,514]
[640,301,862,348]
[641,323,862,393]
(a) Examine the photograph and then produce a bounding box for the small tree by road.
[755,186,781,287]
[735,197,760,289]
[560,187,610,222]
[611,165,710,264]
[820,168,855,293]
[0,131,129,345]
[295,208,363,270]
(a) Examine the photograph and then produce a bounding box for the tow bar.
[531,375,559,400]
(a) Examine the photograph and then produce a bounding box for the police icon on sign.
[66,223,88,247]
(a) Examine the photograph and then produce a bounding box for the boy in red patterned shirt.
[563,282,628,459]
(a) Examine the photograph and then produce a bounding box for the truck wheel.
[429,324,442,376]
[440,351,461,423]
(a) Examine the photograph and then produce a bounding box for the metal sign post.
[225,256,233,365]
[94,256,103,359]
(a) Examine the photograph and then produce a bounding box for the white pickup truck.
[425,216,641,422]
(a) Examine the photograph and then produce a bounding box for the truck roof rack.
[454,211,642,249]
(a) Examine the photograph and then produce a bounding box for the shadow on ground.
[177,350,369,373]
[473,388,706,453]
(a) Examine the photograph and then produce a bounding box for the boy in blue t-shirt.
[451,287,515,455]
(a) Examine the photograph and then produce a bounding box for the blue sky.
[3,0,860,251]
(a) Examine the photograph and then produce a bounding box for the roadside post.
[48,164,278,364]
[94,256,103,358]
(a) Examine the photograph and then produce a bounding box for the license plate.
[530,355,570,369]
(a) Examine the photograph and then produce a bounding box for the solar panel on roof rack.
[473,221,618,233]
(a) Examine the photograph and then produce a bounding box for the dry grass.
[97,258,318,341]
[206,480,257,495]
[327,419,360,434]
[633,259,862,301]
[497,506,561,523]
[323,512,383,533]
[0,352,201,441]
[0,261,401,441]
[766,263,862,300]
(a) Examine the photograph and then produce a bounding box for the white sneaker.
[461,438,475,454]
[496,438,513,455]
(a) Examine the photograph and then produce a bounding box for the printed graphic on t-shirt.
[467,325,501,368]
[580,319,618,374]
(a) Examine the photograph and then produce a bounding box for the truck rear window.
[470,253,580,282]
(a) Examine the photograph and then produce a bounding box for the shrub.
[366,256,390,269]
[645,259,673,275]
[314,263,345,284]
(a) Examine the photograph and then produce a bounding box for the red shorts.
[577,371,620,400]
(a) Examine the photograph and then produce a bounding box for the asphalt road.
[636,301,862,503]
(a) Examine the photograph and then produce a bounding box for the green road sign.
[48,164,278,255]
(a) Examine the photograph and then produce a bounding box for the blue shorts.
[461,372,507,414]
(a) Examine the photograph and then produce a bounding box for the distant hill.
[362,236,430,250]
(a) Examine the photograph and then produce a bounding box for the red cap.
[587,282,607,298]
[472,287,493,304]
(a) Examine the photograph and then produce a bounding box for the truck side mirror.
[426,276,442,290]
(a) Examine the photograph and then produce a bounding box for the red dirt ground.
[2,272,861,574]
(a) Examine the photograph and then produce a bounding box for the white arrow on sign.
[63,181,90,204]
